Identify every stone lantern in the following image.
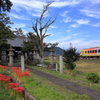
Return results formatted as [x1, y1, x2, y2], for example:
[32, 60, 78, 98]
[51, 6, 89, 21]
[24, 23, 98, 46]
[49, 43, 58, 65]
[33, 46, 38, 59]
[8, 46, 14, 67]
[33, 46, 39, 65]
[49, 48, 55, 64]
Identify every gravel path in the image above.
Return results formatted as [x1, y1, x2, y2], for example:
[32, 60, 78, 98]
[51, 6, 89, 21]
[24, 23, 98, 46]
[28, 68, 100, 100]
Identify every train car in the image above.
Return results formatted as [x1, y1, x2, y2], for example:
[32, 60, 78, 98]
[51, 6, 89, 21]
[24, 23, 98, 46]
[80, 47, 100, 58]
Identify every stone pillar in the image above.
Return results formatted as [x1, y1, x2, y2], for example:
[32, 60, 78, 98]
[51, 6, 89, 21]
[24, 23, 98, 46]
[8, 46, 14, 67]
[56, 63, 58, 71]
[21, 53, 25, 72]
[25, 52, 28, 59]
[1, 49, 6, 64]
[49, 49, 54, 65]
[59, 55, 63, 75]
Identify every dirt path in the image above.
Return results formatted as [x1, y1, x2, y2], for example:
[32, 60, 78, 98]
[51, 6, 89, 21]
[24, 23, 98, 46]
[28, 68, 100, 100]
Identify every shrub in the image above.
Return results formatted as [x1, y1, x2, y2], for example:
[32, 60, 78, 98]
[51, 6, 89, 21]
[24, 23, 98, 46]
[65, 61, 76, 70]
[71, 94, 79, 100]
[86, 72, 100, 83]
[81, 94, 89, 100]
[63, 47, 80, 70]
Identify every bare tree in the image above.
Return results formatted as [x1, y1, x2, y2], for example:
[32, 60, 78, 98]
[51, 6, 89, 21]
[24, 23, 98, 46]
[32, 1, 57, 64]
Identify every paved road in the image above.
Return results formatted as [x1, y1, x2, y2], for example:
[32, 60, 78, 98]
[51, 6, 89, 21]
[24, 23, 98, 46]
[28, 68, 100, 100]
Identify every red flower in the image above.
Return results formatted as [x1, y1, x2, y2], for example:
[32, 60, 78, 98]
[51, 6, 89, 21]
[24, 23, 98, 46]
[22, 71, 30, 76]
[0, 77, 3, 81]
[8, 82, 18, 89]
[0, 74, 11, 83]
[0, 74, 6, 78]
[13, 87, 23, 93]
[3, 76, 11, 83]
[0, 65, 8, 69]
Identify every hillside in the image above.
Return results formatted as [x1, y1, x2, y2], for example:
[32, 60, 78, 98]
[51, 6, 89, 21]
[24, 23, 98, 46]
[44, 47, 64, 56]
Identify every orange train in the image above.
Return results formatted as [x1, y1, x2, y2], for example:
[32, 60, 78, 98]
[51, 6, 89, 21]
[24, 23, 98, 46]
[80, 47, 100, 58]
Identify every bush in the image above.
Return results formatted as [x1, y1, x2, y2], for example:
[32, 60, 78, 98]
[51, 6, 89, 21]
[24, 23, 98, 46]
[63, 47, 80, 70]
[71, 94, 79, 100]
[86, 72, 100, 83]
[65, 61, 76, 70]
[81, 94, 89, 100]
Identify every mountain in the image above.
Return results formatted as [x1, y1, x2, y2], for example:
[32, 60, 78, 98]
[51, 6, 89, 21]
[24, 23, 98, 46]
[44, 47, 64, 56]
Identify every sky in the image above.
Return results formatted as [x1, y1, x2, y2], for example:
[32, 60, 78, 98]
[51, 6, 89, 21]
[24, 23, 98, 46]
[8, 0, 100, 51]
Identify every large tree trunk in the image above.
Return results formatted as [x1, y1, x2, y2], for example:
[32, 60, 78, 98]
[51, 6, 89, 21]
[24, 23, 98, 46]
[37, 38, 44, 65]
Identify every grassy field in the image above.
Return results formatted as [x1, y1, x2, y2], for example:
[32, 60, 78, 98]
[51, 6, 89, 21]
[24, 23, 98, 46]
[45, 58, 100, 75]
[75, 59, 100, 76]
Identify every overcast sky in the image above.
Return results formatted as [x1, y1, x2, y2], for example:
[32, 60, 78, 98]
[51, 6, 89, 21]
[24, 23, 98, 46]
[8, 0, 100, 51]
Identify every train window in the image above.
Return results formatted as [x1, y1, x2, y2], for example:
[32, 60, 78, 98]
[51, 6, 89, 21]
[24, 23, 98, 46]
[95, 50, 97, 53]
[90, 50, 93, 53]
[93, 50, 94, 53]
[88, 51, 89, 53]
[98, 49, 100, 53]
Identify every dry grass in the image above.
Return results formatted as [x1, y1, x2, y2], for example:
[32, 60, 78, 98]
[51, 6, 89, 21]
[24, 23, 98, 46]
[75, 59, 100, 76]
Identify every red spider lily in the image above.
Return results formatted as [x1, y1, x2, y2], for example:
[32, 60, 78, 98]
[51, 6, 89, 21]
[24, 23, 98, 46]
[15, 70, 21, 76]
[11, 67, 18, 70]
[0, 77, 3, 81]
[0, 65, 8, 69]
[13, 86, 23, 93]
[0, 74, 11, 83]
[11, 66, 30, 80]
[0, 74, 6, 78]
[20, 71, 30, 77]
[8, 82, 18, 89]
[3, 76, 11, 83]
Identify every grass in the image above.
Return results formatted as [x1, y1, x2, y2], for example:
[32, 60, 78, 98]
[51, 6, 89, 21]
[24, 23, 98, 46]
[75, 59, 100, 75]
[22, 72, 88, 100]
[0, 88, 13, 100]
[26, 59, 100, 91]
[22, 74, 68, 100]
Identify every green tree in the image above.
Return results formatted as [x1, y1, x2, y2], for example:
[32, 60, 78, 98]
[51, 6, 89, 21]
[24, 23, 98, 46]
[0, 0, 13, 45]
[22, 32, 37, 52]
[0, 0, 13, 12]
[0, 13, 14, 46]
[63, 47, 80, 70]
[0, 13, 14, 63]
[14, 28, 25, 36]
[0, 0, 13, 64]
